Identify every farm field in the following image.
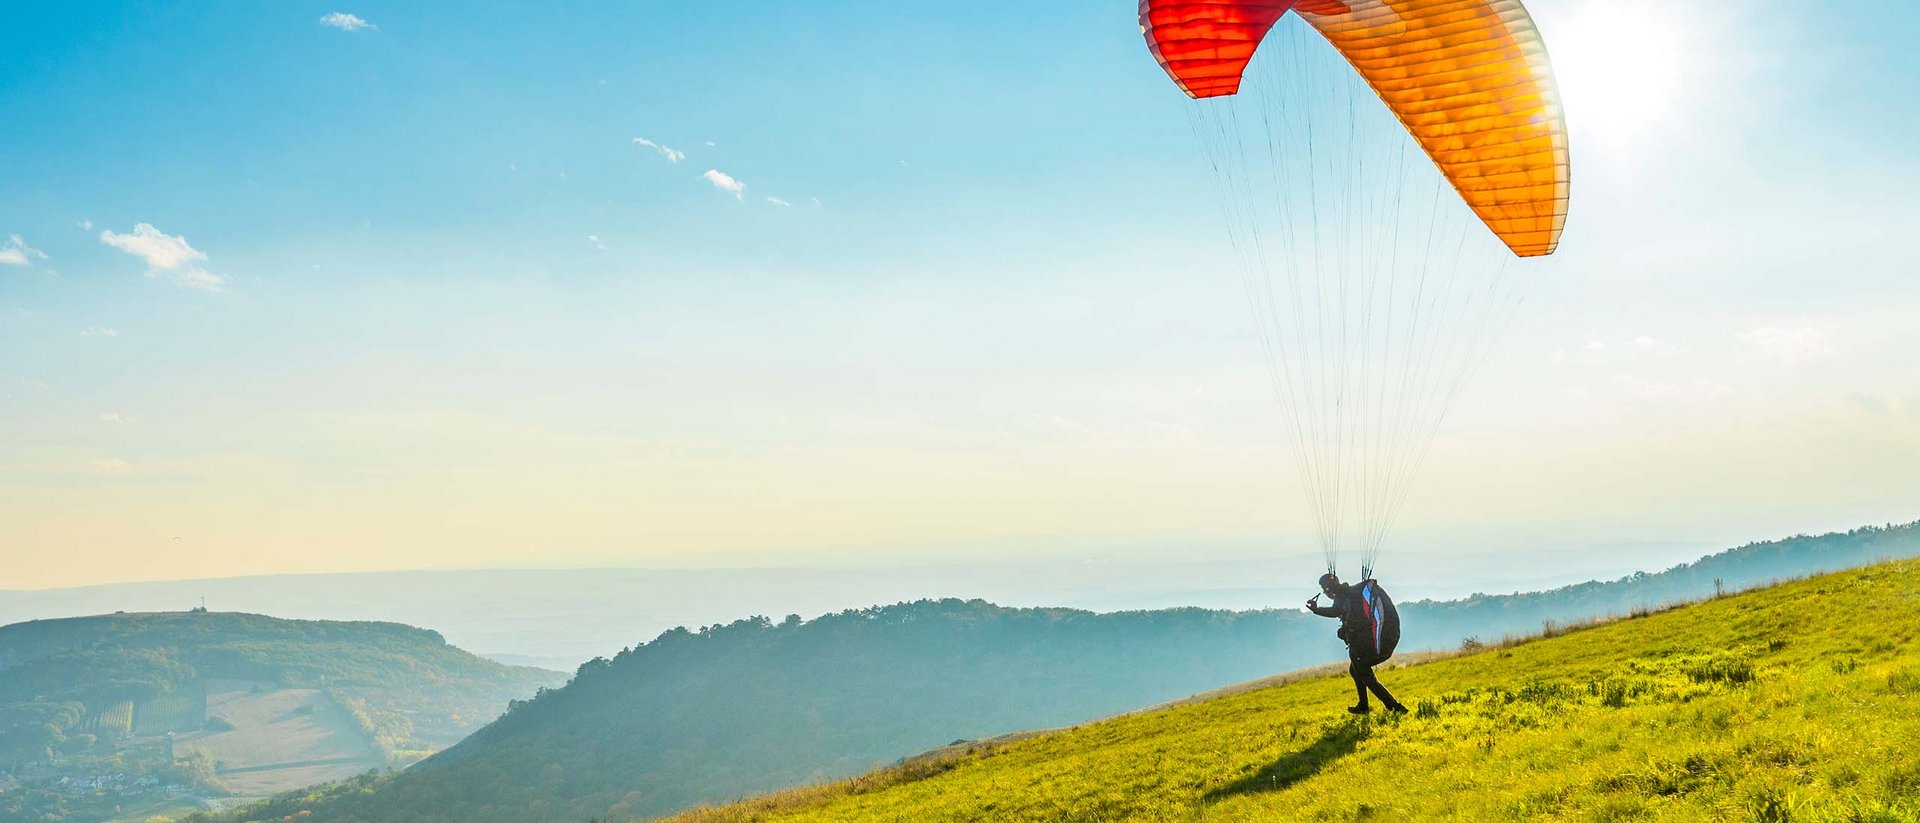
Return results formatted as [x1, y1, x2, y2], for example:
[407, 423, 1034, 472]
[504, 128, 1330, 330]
[171, 680, 383, 797]
[136, 679, 207, 737]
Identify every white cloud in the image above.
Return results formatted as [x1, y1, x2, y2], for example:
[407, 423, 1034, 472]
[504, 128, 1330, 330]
[703, 169, 745, 199]
[80, 327, 119, 338]
[1738, 324, 1836, 364]
[588, 235, 607, 251]
[1570, 334, 1681, 364]
[1626, 336, 1680, 355]
[319, 12, 375, 31]
[1610, 374, 1733, 402]
[765, 196, 791, 207]
[1847, 394, 1891, 417]
[1, 235, 47, 267]
[99, 223, 226, 292]
[705, 141, 717, 147]
[100, 224, 201, 270]
[78, 218, 93, 231]
[99, 412, 128, 424]
[1034, 414, 1101, 442]
[88, 458, 134, 476]
[1610, 374, 1683, 401]
[633, 137, 685, 163]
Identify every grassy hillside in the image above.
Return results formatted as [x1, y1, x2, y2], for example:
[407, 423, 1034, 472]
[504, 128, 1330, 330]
[197, 521, 1919, 823]
[670, 560, 1920, 823]
[0, 611, 563, 822]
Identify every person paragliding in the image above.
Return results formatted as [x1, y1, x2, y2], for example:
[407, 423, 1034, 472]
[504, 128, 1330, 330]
[1308, 572, 1405, 714]
[1139, 0, 1571, 699]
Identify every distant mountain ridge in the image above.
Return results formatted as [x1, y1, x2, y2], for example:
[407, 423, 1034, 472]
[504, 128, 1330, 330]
[201, 520, 1919, 823]
[0, 534, 1724, 672]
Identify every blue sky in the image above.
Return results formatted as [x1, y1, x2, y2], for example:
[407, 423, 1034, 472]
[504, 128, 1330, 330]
[2, 1, 1917, 589]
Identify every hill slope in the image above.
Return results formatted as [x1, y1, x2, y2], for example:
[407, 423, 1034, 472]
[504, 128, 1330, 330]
[0, 611, 563, 821]
[200, 522, 1919, 823]
[194, 602, 1303, 823]
[672, 559, 1920, 823]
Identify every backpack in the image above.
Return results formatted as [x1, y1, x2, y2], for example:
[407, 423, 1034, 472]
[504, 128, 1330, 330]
[1356, 579, 1401, 664]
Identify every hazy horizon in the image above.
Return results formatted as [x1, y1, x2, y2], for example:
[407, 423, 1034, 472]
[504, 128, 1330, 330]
[9, 519, 1900, 669]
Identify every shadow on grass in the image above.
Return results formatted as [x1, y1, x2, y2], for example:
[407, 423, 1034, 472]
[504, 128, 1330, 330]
[1205, 720, 1371, 800]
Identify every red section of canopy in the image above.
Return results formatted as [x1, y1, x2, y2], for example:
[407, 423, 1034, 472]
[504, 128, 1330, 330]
[1139, 0, 1298, 99]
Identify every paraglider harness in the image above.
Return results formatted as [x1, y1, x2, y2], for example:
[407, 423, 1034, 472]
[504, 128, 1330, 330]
[1319, 572, 1401, 665]
[1350, 577, 1401, 665]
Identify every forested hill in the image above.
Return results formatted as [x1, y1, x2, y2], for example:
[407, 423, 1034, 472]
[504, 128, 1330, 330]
[203, 521, 1919, 823]
[203, 601, 1299, 823]
[0, 611, 564, 768]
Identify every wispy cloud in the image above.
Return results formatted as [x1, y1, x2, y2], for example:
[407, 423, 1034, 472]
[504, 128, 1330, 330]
[80, 326, 119, 338]
[88, 458, 134, 476]
[1848, 393, 1920, 422]
[98, 412, 129, 424]
[99, 223, 226, 292]
[1041, 414, 1101, 440]
[587, 235, 607, 251]
[1626, 335, 1680, 355]
[765, 196, 792, 207]
[1, 235, 47, 267]
[319, 12, 376, 31]
[703, 169, 745, 199]
[1738, 324, 1835, 365]
[633, 137, 685, 163]
[1557, 333, 1685, 365]
[77, 218, 93, 231]
[1608, 374, 1735, 403]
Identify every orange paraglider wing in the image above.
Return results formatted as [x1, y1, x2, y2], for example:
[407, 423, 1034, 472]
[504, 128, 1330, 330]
[1297, 0, 1569, 257]
[1139, 0, 1569, 257]
[1139, 0, 1298, 99]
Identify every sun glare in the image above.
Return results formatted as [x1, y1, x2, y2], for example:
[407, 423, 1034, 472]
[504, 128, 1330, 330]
[1546, 0, 1697, 144]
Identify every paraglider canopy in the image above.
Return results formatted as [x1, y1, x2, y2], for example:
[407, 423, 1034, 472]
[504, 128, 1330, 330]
[1140, 0, 1570, 258]
[1139, 0, 1297, 99]
[1140, 0, 1572, 579]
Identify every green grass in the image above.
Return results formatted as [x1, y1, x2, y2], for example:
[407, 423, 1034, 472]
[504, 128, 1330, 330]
[664, 560, 1920, 823]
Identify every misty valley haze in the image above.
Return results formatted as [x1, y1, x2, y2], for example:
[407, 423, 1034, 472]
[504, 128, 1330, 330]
[0, 534, 1731, 671]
